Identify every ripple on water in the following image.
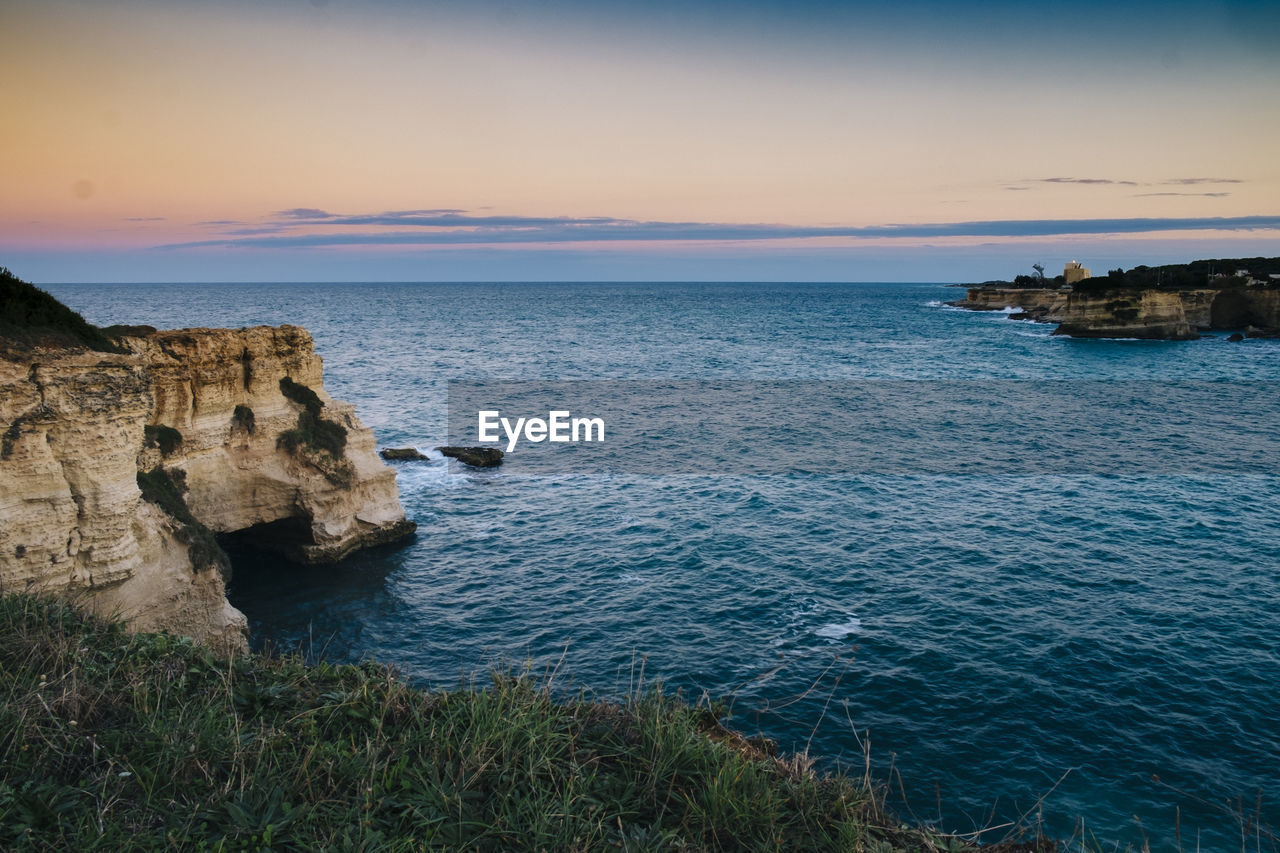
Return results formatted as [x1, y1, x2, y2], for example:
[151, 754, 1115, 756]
[44, 282, 1280, 853]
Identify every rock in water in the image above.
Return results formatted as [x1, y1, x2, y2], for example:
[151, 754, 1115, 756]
[1228, 332, 1245, 342]
[380, 447, 429, 461]
[435, 446, 505, 468]
[1245, 326, 1280, 339]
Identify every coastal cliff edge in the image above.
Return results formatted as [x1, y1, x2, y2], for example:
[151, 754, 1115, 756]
[0, 324, 415, 655]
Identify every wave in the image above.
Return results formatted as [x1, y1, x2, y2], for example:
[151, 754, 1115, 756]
[814, 616, 861, 639]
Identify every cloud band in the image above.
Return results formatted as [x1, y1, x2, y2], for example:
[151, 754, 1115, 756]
[159, 211, 1280, 251]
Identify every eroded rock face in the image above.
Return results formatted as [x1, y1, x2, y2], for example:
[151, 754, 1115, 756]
[128, 326, 415, 563]
[948, 285, 1280, 339]
[0, 325, 415, 654]
[1052, 290, 1202, 340]
[1210, 288, 1280, 332]
[945, 287, 1069, 319]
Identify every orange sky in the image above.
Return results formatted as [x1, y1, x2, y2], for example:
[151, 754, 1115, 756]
[2, 0, 1278, 280]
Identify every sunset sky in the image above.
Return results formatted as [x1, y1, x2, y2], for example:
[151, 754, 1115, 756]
[2, 0, 1278, 282]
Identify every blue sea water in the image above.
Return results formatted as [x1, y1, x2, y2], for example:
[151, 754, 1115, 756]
[49, 281, 1280, 852]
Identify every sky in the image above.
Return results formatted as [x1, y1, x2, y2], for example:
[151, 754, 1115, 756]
[1, 0, 1278, 282]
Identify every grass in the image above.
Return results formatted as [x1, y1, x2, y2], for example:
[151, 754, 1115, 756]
[0, 594, 1045, 852]
[0, 266, 127, 354]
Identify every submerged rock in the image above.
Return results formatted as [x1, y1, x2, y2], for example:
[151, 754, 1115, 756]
[1245, 325, 1280, 339]
[380, 447, 429, 461]
[1227, 332, 1245, 342]
[435, 446, 505, 468]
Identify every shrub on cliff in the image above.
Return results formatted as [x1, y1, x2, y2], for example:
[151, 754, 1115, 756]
[278, 409, 346, 457]
[277, 378, 351, 486]
[0, 594, 1044, 853]
[231, 404, 255, 435]
[143, 424, 183, 457]
[279, 377, 323, 417]
[0, 267, 127, 353]
[136, 468, 229, 577]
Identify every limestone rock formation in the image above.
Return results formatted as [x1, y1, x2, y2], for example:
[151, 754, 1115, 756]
[1050, 290, 1201, 340]
[945, 287, 1069, 320]
[946, 284, 1280, 340]
[0, 325, 415, 654]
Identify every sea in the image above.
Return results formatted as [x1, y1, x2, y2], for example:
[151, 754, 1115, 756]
[48, 281, 1280, 852]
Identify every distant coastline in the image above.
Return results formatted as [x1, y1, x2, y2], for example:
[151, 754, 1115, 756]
[946, 256, 1280, 340]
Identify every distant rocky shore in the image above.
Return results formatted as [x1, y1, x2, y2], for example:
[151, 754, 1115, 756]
[946, 256, 1280, 340]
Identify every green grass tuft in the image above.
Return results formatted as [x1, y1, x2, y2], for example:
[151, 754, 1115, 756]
[0, 594, 1043, 852]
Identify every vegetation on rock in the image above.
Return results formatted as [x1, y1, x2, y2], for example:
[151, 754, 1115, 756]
[1073, 257, 1280, 292]
[143, 424, 183, 457]
[278, 377, 324, 415]
[277, 377, 352, 486]
[136, 468, 229, 576]
[2, 415, 34, 461]
[231, 404, 255, 435]
[0, 267, 127, 353]
[970, 256, 1280, 292]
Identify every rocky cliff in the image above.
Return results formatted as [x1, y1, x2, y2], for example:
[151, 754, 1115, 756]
[946, 287, 1069, 318]
[946, 284, 1280, 340]
[1050, 289, 1206, 340]
[0, 325, 415, 654]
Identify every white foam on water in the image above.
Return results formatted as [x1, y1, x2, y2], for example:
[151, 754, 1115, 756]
[1054, 334, 1144, 342]
[815, 617, 862, 639]
[389, 461, 447, 490]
